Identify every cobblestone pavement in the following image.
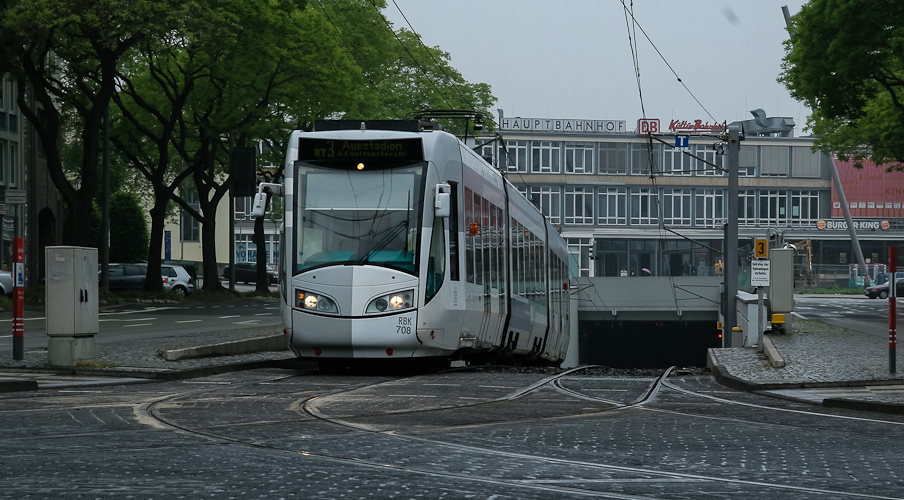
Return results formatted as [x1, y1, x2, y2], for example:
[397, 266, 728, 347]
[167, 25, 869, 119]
[710, 304, 904, 408]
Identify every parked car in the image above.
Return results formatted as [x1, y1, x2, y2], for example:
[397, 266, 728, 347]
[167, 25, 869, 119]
[865, 278, 904, 299]
[0, 270, 13, 295]
[223, 262, 278, 285]
[162, 264, 194, 296]
[105, 263, 148, 291]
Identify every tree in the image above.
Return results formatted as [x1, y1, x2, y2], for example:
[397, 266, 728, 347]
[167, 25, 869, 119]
[108, 191, 149, 263]
[0, 0, 176, 245]
[780, 0, 904, 169]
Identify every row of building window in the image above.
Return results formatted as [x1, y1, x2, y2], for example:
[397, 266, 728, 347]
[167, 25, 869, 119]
[520, 186, 824, 227]
[479, 141, 823, 178]
[0, 140, 20, 187]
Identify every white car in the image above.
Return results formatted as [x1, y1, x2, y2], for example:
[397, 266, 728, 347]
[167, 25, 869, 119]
[162, 264, 194, 296]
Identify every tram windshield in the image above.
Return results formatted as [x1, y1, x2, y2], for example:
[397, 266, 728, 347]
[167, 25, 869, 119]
[294, 162, 426, 275]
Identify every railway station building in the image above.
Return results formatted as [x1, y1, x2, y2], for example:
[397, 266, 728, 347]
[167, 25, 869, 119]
[476, 110, 904, 291]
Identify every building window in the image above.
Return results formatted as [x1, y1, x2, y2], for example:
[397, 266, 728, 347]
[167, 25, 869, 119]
[565, 142, 593, 174]
[790, 190, 819, 226]
[599, 143, 627, 175]
[696, 144, 724, 176]
[504, 140, 528, 173]
[739, 190, 756, 226]
[630, 141, 660, 175]
[564, 187, 594, 224]
[8, 142, 15, 186]
[595, 239, 627, 277]
[181, 190, 200, 242]
[597, 187, 626, 225]
[759, 190, 788, 226]
[530, 186, 561, 223]
[234, 196, 248, 220]
[567, 237, 592, 277]
[761, 146, 790, 177]
[662, 148, 692, 176]
[630, 187, 659, 225]
[0, 140, 5, 183]
[739, 145, 756, 176]
[695, 189, 724, 228]
[478, 143, 496, 168]
[531, 141, 560, 173]
[661, 188, 692, 225]
[630, 239, 657, 276]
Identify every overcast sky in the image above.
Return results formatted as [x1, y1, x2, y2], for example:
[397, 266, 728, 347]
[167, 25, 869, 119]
[382, 1, 810, 132]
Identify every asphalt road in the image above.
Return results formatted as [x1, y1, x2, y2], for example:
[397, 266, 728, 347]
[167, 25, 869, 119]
[2, 367, 903, 498]
[793, 295, 902, 336]
[0, 299, 283, 351]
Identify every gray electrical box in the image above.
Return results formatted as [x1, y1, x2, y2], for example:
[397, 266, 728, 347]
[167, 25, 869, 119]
[46, 246, 98, 365]
[768, 248, 794, 313]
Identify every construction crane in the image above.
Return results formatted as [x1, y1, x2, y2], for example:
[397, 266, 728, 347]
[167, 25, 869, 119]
[786, 239, 813, 288]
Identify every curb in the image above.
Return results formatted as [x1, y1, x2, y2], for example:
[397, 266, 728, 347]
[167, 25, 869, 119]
[823, 398, 904, 415]
[164, 334, 288, 361]
[0, 357, 316, 393]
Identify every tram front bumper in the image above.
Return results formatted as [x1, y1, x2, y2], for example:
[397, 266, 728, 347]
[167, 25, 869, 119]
[290, 309, 419, 358]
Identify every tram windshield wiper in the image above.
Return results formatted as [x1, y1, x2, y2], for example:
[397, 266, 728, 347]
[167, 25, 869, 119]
[355, 219, 409, 266]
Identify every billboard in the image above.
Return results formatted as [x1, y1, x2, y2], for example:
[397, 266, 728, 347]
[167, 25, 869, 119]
[832, 158, 904, 218]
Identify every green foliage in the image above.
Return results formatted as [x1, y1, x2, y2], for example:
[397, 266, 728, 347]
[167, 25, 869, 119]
[108, 191, 149, 262]
[780, 0, 904, 169]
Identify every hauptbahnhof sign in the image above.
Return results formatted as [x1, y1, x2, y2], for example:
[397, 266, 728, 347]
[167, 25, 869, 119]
[499, 118, 627, 133]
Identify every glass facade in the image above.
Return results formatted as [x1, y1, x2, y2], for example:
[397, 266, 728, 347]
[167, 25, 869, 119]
[484, 131, 844, 279]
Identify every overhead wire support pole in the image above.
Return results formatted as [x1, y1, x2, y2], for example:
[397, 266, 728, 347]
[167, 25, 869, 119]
[722, 123, 741, 347]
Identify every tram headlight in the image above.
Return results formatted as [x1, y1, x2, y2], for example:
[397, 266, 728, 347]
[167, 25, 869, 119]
[296, 289, 339, 314]
[366, 289, 414, 314]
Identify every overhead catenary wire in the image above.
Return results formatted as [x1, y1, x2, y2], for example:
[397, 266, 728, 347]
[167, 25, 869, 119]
[616, 0, 718, 123]
[390, 0, 478, 112]
[367, 0, 457, 111]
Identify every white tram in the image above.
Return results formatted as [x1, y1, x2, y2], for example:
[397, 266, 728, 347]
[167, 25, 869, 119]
[253, 121, 570, 367]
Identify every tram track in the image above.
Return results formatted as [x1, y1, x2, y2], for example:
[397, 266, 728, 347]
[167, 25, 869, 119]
[135, 366, 904, 499]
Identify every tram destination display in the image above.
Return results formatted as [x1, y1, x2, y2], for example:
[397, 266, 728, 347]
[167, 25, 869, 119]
[299, 138, 423, 164]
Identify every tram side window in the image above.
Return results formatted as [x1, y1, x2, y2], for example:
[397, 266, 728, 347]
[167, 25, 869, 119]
[465, 187, 474, 284]
[449, 182, 460, 281]
[474, 192, 483, 286]
[425, 217, 445, 303]
[494, 205, 505, 294]
[482, 197, 491, 287]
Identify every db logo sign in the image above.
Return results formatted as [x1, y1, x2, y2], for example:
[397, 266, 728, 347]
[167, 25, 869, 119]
[638, 119, 660, 136]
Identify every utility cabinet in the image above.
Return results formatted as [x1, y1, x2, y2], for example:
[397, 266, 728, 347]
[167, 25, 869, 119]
[46, 246, 98, 366]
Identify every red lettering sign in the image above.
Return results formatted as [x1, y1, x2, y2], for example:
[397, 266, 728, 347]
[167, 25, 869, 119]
[668, 119, 727, 133]
[638, 119, 660, 136]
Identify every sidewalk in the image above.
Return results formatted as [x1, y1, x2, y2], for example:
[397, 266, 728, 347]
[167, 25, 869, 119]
[708, 312, 904, 415]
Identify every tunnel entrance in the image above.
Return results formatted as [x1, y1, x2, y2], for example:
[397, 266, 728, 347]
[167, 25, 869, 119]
[578, 320, 720, 368]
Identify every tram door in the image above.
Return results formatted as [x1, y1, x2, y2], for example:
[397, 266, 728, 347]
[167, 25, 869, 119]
[472, 197, 503, 345]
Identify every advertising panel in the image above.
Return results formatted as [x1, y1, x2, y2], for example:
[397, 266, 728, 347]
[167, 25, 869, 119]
[832, 158, 904, 218]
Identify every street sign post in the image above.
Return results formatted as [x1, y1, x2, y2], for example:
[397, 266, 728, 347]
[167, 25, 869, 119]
[751, 259, 771, 353]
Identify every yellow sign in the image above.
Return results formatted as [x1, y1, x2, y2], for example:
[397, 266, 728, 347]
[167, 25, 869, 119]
[754, 238, 768, 258]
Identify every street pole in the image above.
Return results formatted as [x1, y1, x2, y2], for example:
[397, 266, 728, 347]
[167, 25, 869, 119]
[723, 123, 740, 347]
[101, 106, 110, 290]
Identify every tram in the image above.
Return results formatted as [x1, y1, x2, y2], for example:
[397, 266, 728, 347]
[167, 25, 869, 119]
[252, 120, 570, 367]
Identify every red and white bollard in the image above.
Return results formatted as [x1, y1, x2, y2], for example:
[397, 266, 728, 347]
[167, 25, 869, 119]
[12, 237, 24, 361]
